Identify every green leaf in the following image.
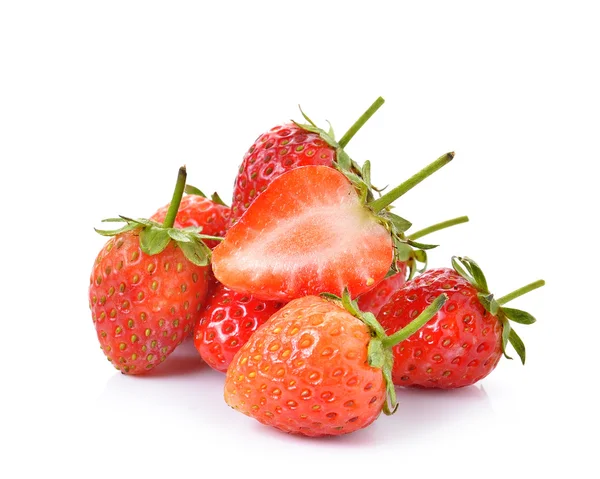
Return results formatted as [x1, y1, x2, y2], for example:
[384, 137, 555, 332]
[381, 354, 398, 415]
[326, 120, 335, 139]
[184, 184, 206, 197]
[508, 328, 526, 365]
[178, 239, 210, 266]
[362, 160, 372, 189]
[462, 257, 489, 292]
[210, 192, 228, 207]
[336, 148, 352, 171]
[101, 217, 127, 223]
[406, 259, 417, 280]
[413, 249, 427, 264]
[182, 225, 204, 235]
[503, 307, 537, 325]
[196, 234, 224, 242]
[341, 288, 358, 316]
[120, 216, 154, 227]
[297, 105, 317, 127]
[139, 226, 171, 256]
[167, 228, 192, 243]
[478, 293, 500, 315]
[344, 170, 369, 202]
[94, 222, 139, 236]
[294, 120, 320, 137]
[500, 315, 513, 360]
[386, 212, 412, 233]
[385, 267, 398, 278]
[320, 292, 341, 302]
[407, 238, 438, 250]
[361, 312, 387, 338]
[451, 256, 477, 288]
[367, 338, 385, 369]
[395, 241, 413, 262]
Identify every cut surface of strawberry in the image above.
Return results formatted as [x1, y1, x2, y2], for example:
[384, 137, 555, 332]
[212, 165, 393, 301]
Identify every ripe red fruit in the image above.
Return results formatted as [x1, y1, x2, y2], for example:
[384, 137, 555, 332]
[356, 263, 408, 316]
[224, 292, 447, 437]
[230, 98, 385, 223]
[194, 283, 285, 372]
[151, 189, 230, 249]
[89, 167, 215, 375]
[377, 256, 544, 389]
[231, 123, 336, 222]
[213, 153, 454, 302]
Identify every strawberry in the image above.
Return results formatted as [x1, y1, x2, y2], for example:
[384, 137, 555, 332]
[377, 256, 544, 389]
[213, 152, 454, 302]
[151, 187, 230, 249]
[230, 97, 385, 223]
[224, 291, 447, 437]
[356, 215, 469, 316]
[194, 283, 286, 372]
[89, 167, 218, 374]
[356, 263, 409, 317]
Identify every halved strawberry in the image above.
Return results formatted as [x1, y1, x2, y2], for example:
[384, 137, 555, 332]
[212, 152, 454, 302]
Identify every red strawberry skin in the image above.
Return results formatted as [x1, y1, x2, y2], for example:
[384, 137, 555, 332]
[213, 165, 394, 302]
[356, 263, 408, 316]
[377, 268, 503, 389]
[224, 296, 386, 437]
[194, 284, 285, 372]
[151, 194, 230, 249]
[231, 123, 336, 223]
[89, 230, 211, 374]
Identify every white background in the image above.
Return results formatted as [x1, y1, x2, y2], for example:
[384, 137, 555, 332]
[1, 1, 597, 477]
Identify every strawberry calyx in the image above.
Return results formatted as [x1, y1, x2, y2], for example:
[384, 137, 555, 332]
[293, 97, 385, 187]
[396, 215, 470, 280]
[297, 99, 456, 275]
[451, 256, 545, 364]
[95, 166, 222, 266]
[367, 152, 455, 274]
[184, 184, 229, 207]
[322, 289, 448, 415]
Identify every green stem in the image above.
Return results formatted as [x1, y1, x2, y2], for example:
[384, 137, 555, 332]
[382, 294, 448, 348]
[338, 97, 385, 148]
[368, 152, 455, 213]
[408, 215, 469, 240]
[163, 166, 187, 228]
[497, 280, 545, 306]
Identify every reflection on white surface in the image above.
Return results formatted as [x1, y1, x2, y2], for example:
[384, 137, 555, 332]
[388, 385, 493, 437]
[96, 339, 494, 448]
[97, 338, 226, 419]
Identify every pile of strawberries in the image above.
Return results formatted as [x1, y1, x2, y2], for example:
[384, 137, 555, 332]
[88, 97, 544, 437]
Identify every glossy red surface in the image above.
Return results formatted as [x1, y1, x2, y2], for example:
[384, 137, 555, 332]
[225, 296, 386, 437]
[378, 268, 503, 389]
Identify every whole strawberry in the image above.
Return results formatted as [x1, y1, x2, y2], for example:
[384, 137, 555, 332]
[356, 215, 469, 316]
[231, 97, 384, 223]
[224, 292, 447, 437]
[377, 256, 544, 389]
[88, 167, 217, 374]
[194, 284, 286, 372]
[151, 187, 230, 249]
